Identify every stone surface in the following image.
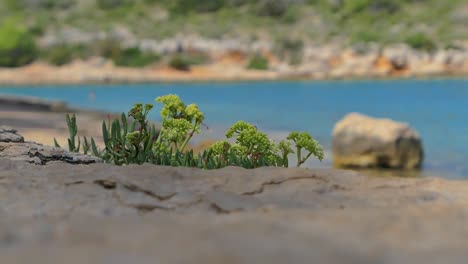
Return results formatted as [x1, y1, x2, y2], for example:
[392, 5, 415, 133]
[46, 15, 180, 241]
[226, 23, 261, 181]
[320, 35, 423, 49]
[332, 113, 423, 169]
[1, 156, 468, 263]
[0, 126, 24, 143]
[2, 132, 468, 263]
[0, 141, 102, 165]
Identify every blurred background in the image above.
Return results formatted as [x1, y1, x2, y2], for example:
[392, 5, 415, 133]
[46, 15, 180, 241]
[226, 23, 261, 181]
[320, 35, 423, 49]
[0, 0, 466, 73]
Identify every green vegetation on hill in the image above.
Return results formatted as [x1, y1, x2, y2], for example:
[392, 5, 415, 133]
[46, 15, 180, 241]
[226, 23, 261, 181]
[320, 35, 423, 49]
[0, 0, 466, 67]
[0, 18, 37, 67]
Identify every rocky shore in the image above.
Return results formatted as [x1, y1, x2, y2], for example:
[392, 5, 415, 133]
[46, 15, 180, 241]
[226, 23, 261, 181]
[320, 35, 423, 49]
[1, 38, 467, 85]
[2, 127, 468, 263]
[0, 95, 108, 146]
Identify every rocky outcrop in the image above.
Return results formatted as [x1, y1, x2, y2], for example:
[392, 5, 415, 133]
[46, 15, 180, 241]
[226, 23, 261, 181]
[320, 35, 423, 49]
[332, 113, 423, 169]
[0, 129, 101, 165]
[0, 126, 24, 143]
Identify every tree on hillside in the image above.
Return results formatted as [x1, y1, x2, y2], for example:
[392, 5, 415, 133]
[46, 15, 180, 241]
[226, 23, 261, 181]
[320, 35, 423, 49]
[0, 19, 38, 67]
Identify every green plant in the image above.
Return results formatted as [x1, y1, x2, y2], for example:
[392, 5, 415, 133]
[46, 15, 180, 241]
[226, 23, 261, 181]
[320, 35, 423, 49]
[276, 38, 304, 65]
[0, 19, 37, 67]
[247, 54, 269, 70]
[255, 0, 290, 17]
[40, 44, 92, 66]
[114, 48, 161, 67]
[170, 0, 225, 14]
[405, 33, 437, 52]
[54, 114, 100, 156]
[41, 45, 71, 66]
[97, 0, 132, 9]
[169, 55, 191, 71]
[153, 94, 205, 154]
[56, 94, 324, 169]
[168, 53, 209, 71]
[287, 131, 324, 167]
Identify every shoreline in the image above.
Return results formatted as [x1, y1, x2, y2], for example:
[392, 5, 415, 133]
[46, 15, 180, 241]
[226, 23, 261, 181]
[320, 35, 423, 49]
[0, 56, 466, 86]
[0, 73, 466, 87]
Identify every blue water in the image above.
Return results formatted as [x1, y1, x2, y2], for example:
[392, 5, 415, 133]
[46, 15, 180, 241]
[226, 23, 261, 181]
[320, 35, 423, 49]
[1, 79, 467, 178]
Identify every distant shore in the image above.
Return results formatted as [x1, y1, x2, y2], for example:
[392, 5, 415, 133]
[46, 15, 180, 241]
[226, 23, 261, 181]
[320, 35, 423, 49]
[0, 46, 467, 86]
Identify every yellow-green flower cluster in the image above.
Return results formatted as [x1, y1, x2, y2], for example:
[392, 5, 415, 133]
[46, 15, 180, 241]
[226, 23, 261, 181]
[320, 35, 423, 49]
[125, 131, 141, 145]
[207, 140, 231, 156]
[155, 94, 205, 152]
[185, 103, 205, 124]
[278, 140, 294, 156]
[287, 131, 324, 161]
[156, 94, 187, 120]
[162, 118, 192, 143]
[226, 121, 275, 154]
[128, 103, 144, 121]
[128, 103, 154, 123]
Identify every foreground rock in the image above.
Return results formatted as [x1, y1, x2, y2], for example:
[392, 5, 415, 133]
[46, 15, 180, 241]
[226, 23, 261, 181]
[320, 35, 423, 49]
[0, 129, 101, 165]
[332, 113, 423, 169]
[2, 134, 468, 263]
[0, 126, 24, 143]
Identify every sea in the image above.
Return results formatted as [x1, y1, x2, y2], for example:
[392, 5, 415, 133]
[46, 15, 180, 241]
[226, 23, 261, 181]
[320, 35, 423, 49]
[1, 79, 467, 178]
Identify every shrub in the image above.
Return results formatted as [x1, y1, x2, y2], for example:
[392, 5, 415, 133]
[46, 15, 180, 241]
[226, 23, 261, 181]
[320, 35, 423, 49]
[276, 38, 304, 65]
[55, 94, 324, 169]
[94, 39, 122, 59]
[169, 55, 191, 71]
[114, 48, 161, 68]
[405, 33, 437, 52]
[20, 0, 75, 9]
[256, 0, 291, 17]
[352, 31, 380, 43]
[281, 5, 301, 24]
[247, 54, 269, 70]
[169, 53, 209, 71]
[40, 45, 89, 66]
[97, 0, 132, 9]
[0, 20, 38, 67]
[170, 0, 225, 14]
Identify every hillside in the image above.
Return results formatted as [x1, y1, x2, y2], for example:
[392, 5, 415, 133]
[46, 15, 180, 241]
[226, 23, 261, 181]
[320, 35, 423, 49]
[0, 0, 467, 80]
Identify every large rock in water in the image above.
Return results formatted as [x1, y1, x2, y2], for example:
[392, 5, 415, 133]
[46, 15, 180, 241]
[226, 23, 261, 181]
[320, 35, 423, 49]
[332, 113, 423, 169]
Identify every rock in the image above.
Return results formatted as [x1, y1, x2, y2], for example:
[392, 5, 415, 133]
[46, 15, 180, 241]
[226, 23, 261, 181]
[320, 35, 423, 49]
[0, 126, 24, 143]
[0, 131, 101, 165]
[0, 141, 102, 165]
[2, 133, 468, 263]
[2, 153, 468, 263]
[332, 113, 423, 169]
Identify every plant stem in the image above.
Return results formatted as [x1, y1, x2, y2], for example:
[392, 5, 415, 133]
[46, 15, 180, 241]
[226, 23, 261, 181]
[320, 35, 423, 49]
[297, 152, 313, 167]
[180, 122, 199, 153]
[296, 147, 301, 167]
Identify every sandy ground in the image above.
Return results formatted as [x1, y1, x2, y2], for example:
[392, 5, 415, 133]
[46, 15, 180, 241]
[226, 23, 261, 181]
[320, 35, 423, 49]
[0, 109, 107, 147]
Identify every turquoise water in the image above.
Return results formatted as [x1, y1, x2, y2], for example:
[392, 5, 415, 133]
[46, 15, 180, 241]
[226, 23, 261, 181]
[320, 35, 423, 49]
[1, 79, 467, 178]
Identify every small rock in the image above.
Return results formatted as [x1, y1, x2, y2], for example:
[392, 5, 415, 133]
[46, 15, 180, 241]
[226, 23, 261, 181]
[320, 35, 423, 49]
[0, 126, 24, 143]
[332, 113, 423, 169]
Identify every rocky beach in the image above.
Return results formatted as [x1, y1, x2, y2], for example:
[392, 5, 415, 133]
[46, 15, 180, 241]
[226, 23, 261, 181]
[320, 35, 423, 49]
[0, 95, 107, 146]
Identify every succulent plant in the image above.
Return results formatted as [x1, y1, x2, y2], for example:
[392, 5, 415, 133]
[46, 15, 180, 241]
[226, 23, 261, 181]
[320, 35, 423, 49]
[56, 94, 323, 170]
